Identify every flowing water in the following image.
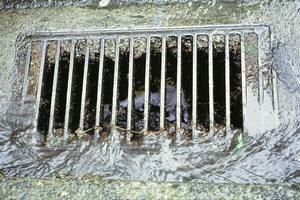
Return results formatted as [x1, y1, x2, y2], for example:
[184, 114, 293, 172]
[0, 84, 300, 184]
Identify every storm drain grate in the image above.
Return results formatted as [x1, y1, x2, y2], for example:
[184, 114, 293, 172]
[16, 25, 278, 142]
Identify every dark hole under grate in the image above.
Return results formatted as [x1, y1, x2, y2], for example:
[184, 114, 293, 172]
[18, 25, 277, 144]
[36, 35, 242, 140]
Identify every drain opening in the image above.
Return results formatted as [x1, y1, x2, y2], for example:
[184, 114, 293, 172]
[37, 36, 242, 137]
[18, 25, 277, 143]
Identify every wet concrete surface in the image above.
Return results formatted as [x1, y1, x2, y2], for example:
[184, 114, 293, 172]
[1, 175, 300, 199]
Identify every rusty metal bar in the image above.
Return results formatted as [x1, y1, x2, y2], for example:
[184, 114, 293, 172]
[192, 34, 198, 139]
[63, 40, 75, 141]
[111, 37, 120, 126]
[22, 42, 32, 99]
[257, 33, 264, 133]
[35, 40, 47, 129]
[257, 34, 264, 106]
[225, 34, 231, 133]
[240, 33, 247, 131]
[176, 35, 182, 141]
[144, 36, 151, 131]
[28, 25, 269, 41]
[160, 36, 166, 130]
[208, 34, 214, 131]
[127, 37, 134, 131]
[79, 42, 90, 130]
[95, 38, 105, 139]
[48, 40, 61, 137]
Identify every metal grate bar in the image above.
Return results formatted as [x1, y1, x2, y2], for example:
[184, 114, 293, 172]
[111, 37, 120, 126]
[240, 33, 247, 132]
[22, 42, 32, 99]
[160, 36, 166, 130]
[192, 34, 197, 139]
[24, 25, 276, 141]
[225, 34, 231, 133]
[257, 34, 264, 106]
[257, 34, 264, 133]
[176, 35, 182, 141]
[208, 35, 214, 131]
[95, 38, 105, 138]
[48, 40, 61, 137]
[79, 43, 90, 130]
[27, 25, 269, 41]
[63, 40, 75, 141]
[144, 36, 151, 131]
[127, 37, 134, 131]
[35, 40, 47, 128]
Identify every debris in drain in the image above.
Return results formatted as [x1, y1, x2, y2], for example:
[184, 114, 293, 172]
[16, 25, 277, 145]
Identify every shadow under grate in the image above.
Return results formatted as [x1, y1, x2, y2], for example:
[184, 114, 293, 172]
[16, 25, 278, 144]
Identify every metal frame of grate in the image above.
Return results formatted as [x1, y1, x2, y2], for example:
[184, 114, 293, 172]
[19, 24, 278, 142]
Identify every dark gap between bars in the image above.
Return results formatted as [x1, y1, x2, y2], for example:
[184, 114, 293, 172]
[116, 39, 130, 129]
[213, 35, 226, 126]
[53, 41, 70, 135]
[132, 37, 146, 137]
[84, 40, 100, 133]
[36, 34, 243, 139]
[101, 40, 115, 128]
[149, 37, 162, 132]
[230, 34, 243, 130]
